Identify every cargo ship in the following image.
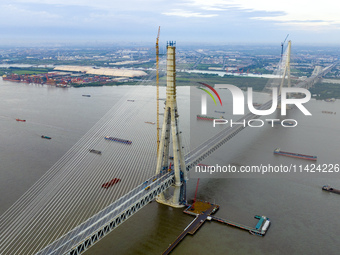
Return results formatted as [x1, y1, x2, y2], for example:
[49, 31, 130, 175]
[104, 136, 132, 144]
[322, 111, 336, 114]
[41, 135, 51, 139]
[274, 148, 317, 161]
[197, 114, 223, 121]
[16, 118, 26, 122]
[102, 178, 121, 188]
[322, 185, 340, 194]
[3, 75, 20, 82]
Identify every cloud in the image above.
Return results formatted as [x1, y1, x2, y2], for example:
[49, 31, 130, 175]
[0, 0, 340, 44]
[163, 9, 218, 18]
[0, 3, 62, 27]
[8, 0, 166, 12]
[185, 0, 340, 28]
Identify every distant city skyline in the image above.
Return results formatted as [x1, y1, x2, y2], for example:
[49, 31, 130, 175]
[0, 0, 339, 46]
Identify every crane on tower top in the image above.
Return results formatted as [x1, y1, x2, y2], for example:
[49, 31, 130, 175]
[281, 34, 289, 57]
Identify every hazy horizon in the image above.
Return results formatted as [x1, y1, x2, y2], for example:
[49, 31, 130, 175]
[1, 1, 340, 47]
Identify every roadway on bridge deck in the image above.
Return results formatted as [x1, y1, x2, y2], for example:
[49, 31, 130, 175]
[35, 171, 175, 255]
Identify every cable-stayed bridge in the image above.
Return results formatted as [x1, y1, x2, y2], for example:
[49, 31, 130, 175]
[296, 63, 336, 89]
[0, 45, 337, 255]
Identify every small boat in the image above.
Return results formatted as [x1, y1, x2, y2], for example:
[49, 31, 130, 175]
[322, 111, 335, 114]
[214, 110, 225, 114]
[197, 114, 222, 121]
[322, 185, 340, 194]
[41, 135, 51, 139]
[274, 148, 317, 161]
[105, 136, 132, 144]
[16, 118, 26, 122]
[102, 178, 121, 188]
[145, 121, 155, 125]
[82, 95, 91, 97]
[89, 149, 102, 155]
[127, 100, 135, 102]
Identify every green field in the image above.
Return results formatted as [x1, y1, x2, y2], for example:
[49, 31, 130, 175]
[0, 67, 53, 76]
[310, 81, 340, 99]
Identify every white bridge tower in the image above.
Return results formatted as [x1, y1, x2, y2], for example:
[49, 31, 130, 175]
[155, 41, 188, 208]
[279, 40, 291, 96]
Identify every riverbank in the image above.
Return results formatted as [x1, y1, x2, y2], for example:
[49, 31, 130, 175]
[2, 66, 340, 99]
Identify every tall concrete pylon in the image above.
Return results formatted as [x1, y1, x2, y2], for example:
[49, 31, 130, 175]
[155, 41, 188, 208]
[279, 40, 291, 96]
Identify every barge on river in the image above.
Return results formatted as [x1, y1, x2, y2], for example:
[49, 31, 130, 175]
[322, 185, 340, 194]
[104, 136, 132, 144]
[274, 148, 317, 161]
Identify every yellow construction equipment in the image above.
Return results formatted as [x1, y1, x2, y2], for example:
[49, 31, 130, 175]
[156, 26, 160, 154]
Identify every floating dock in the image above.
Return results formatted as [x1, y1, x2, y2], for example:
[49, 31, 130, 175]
[163, 202, 218, 255]
[211, 215, 270, 236]
[162, 201, 271, 254]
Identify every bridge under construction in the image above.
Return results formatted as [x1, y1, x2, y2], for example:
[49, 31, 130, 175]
[0, 40, 337, 255]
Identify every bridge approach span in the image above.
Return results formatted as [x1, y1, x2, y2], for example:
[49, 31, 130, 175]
[36, 172, 174, 255]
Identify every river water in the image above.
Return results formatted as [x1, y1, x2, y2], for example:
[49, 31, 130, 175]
[1, 78, 340, 255]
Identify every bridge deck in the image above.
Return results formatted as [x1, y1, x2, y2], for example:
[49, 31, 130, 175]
[36, 171, 175, 255]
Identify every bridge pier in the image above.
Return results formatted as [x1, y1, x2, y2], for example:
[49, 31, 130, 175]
[155, 41, 188, 208]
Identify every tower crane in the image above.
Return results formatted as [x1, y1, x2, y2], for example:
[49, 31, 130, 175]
[156, 26, 160, 155]
[281, 34, 289, 57]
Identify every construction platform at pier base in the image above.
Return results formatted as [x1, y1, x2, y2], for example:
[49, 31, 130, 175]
[162, 200, 271, 255]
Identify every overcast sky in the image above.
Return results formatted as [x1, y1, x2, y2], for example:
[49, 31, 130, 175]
[1, 0, 339, 46]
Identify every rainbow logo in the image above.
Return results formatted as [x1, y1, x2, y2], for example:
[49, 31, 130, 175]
[197, 82, 223, 115]
[197, 82, 222, 106]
